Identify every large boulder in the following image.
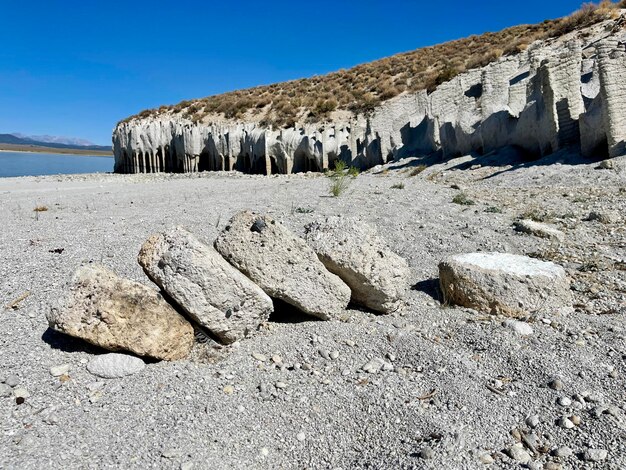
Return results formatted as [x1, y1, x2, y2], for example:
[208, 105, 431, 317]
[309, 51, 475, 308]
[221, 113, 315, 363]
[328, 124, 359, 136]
[138, 226, 273, 343]
[304, 217, 410, 313]
[214, 210, 351, 320]
[47, 265, 194, 360]
[439, 253, 571, 316]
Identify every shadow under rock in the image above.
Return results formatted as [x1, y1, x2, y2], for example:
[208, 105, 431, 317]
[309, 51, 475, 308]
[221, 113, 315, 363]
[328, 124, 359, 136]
[41, 327, 107, 355]
[411, 278, 442, 302]
[268, 298, 323, 324]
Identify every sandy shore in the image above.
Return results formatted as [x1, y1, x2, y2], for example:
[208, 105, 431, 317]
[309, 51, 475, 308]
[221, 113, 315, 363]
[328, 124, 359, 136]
[1, 154, 625, 469]
[0, 144, 112, 156]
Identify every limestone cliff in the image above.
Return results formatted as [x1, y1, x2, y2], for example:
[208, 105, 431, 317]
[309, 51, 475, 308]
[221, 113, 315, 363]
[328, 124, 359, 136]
[113, 17, 626, 174]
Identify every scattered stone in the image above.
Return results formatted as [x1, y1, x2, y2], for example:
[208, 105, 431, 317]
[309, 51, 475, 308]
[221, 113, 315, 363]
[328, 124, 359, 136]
[505, 320, 534, 336]
[252, 353, 267, 362]
[526, 415, 540, 428]
[296, 432, 306, 442]
[586, 210, 619, 224]
[138, 227, 274, 343]
[552, 446, 573, 458]
[438, 253, 571, 316]
[47, 264, 194, 360]
[479, 453, 495, 464]
[557, 416, 574, 429]
[87, 353, 145, 379]
[557, 397, 572, 407]
[223, 385, 235, 395]
[545, 463, 562, 470]
[0, 384, 12, 397]
[419, 447, 435, 459]
[570, 415, 581, 426]
[13, 388, 30, 400]
[271, 355, 282, 364]
[329, 351, 340, 360]
[596, 159, 614, 169]
[549, 379, 564, 391]
[318, 349, 330, 360]
[181, 462, 194, 470]
[514, 219, 565, 242]
[361, 358, 387, 374]
[507, 443, 532, 463]
[49, 364, 71, 377]
[275, 382, 287, 389]
[214, 211, 351, 319]
[6, 375, 19, 388]
[582, 448, 608, 462]
[304, 216, 411, 313]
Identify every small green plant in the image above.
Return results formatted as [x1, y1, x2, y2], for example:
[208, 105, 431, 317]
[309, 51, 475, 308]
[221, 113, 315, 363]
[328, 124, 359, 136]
[409, 165, 427, 177]
[33, 206, 48, 212]
[391, 182, 405, 190]
[295, 207, 314, 214]
[484, 206, 502, 213]
[327, 160, 354, 197]
[520, 208, 553, 223]
[348, 166, 360, 177]
[452, 193, 475, 206]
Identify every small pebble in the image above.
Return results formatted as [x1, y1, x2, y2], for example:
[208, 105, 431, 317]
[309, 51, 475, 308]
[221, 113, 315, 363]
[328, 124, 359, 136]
[582, 448, 608, 462]
[5, 375, 19, 388]
[552, 446, 573, 458]
[275, 382, 287, 389]
[329, 351, 339, 360]
[181, 462, 194, 470]
[549, 379, 563, 391]
[570, 415, 581, 426]
[252, 352, 267, 362]
[557, 416, 574, 429]
[296, 432, 305, 442]
[420, 446, 434, 460]
[50, 364, 71, 377]
[260, 448, 269, 457]
[0, 384, 12, 398]
[479, 453, 494, 464]
[545, 463, 562, 470]
[223, 385, 234, 395]
[318, 349, 330, 360]
[525, 415, 540, 428]
[271, 355, 282, 364]
[507, 443, 531, 464]
[504, 320, 533, 336]
[557, 397, 572, 407]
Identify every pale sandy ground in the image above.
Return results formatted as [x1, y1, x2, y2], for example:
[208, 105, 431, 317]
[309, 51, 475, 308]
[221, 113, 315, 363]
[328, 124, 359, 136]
[0, 153, 625, 469]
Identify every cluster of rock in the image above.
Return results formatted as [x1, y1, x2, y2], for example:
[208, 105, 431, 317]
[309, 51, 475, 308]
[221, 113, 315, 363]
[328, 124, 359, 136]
[47, 212, 412, 360]
[112, 22, 626, 174]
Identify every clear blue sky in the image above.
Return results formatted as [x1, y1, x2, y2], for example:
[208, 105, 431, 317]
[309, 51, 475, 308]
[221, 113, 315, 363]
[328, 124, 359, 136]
[0, 0, 587, 145]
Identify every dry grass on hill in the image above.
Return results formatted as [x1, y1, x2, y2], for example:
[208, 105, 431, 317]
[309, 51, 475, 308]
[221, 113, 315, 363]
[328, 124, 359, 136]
[124, 1, 626, 128]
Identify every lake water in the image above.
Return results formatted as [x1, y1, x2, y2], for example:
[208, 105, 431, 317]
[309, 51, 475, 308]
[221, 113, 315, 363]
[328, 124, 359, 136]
[0, 151, 113, 178]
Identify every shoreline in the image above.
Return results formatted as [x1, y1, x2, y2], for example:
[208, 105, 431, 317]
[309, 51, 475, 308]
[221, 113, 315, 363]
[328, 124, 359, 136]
[0, 144, 113, 157]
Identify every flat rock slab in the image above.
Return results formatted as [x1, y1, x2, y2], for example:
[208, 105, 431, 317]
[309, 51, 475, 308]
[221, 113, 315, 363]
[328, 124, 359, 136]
[87, 353, 145, 378]
[439, 252, 571, 316]
[214, 210, 351, 320]
[47, 264, 194, 360]
[138, 226, 273, 343]
[304, 217, 411, 313]
[513, 220, 565, 242]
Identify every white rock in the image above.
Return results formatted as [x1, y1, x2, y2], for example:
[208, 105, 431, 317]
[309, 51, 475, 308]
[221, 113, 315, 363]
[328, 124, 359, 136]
[49, 364, 71, 377]
[514, 220, 565, 242]
[439, 252, 571, 316]
[304, 217, 411, 313]
[0, 384, 12, 397]
[507, 443, 532, 464]
[215, 211, 351, 320]
[139, 226, 274, 343]
[505, 320, 534, 336]
[87, 353, 145, 379]
[362, 358, 387, 374]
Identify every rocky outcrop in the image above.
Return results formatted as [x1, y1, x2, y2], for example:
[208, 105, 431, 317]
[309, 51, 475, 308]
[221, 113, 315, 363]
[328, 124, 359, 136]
[138, 227, 274, 343]
[47, 265, 194, 360]
[439, 253, 572, 317]
[113, 25, 626, 174]
[304, 217, 411, 313]
[214, 211, 351, 319]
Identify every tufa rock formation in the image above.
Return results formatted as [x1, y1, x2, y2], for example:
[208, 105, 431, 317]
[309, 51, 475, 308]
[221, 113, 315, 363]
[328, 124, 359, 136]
[214, 210, 352, 319]
[438, 252, 572, 316]
[138, 226, 274, 343]
[112, 19, 626, 175]
[47, 264, 194, 360]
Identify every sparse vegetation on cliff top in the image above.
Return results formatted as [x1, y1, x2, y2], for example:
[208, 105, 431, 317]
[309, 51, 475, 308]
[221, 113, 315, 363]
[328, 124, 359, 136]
[122, 1, 625, 128]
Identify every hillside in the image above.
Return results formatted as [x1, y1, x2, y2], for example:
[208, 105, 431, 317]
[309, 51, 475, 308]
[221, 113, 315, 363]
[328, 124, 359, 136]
[0, 133, 111, 155]
[124, 1, 626, 128]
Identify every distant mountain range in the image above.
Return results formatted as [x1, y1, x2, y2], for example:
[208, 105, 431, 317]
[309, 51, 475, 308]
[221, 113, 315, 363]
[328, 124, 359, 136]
[0, 133, 110, 152]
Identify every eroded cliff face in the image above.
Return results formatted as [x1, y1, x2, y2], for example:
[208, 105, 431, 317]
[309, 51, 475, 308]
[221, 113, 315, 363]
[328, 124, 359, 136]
[112, 23, 626, 175]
